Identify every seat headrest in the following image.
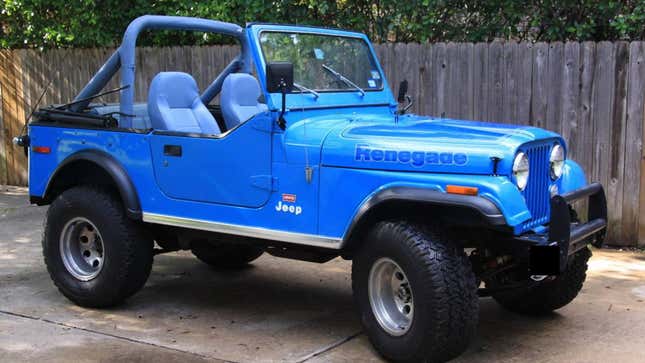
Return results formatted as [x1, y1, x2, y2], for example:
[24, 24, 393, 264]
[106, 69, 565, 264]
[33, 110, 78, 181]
[222, 74, 262, 106]
[149, 72, 201, 107]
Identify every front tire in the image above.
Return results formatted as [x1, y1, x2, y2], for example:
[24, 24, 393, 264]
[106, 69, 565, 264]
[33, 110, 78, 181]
[352, 221, 479, 363]
[491, 247, 592, 315]
[43, 186, 153, 308]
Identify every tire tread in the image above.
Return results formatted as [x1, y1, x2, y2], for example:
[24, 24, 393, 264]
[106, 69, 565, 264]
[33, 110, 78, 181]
[352, 221, 478, 363]
[42, 185, 152, 308]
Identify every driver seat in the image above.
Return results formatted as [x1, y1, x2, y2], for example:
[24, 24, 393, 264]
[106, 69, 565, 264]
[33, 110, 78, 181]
[220, 73, 268, 130]
[148, 72, 220, 134]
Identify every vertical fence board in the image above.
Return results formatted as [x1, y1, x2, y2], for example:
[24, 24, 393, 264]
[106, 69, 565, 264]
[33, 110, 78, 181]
[561, 42, 580, 153]
[487, 42, 504, 122]
[592, 42, 617, 241]
[432, 43, 447, 117]
[627, 42, 645, 246]
[461, 43, 474, 120]
[409, 43, 422, 115]
[446, 43, 460, 118]
[608, 42, 629, 243]
[530, 43, 548, 128]
[395, 43, 408, 109]
[2, 50, 16, 186]
[0, 51, 22, 185]
[51, 50, 62, 104]
[0, 51, 9, 185]
[21, 50, 32, 118]
[503, 42, 517, 123]
[516, 43, 533, 123]
[418, 43, 433, 116]
[546, 42, 564, 133]
[577, 43, 596, 184]
[473, 43, 489, 121]
[12, 51, 27, 185]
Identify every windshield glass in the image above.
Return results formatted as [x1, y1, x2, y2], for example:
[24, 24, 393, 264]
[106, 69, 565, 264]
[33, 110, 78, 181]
[259, 31, 383, 92]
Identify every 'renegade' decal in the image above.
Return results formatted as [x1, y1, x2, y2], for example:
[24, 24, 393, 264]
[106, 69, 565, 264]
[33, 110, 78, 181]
[355, 145, 468, 167]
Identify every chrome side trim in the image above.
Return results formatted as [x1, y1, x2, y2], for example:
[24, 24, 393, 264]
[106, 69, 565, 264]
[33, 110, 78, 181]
[142, 212, 342, 249]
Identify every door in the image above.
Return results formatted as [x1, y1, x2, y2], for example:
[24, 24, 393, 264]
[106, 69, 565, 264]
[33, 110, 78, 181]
[149, 115, 273, 208]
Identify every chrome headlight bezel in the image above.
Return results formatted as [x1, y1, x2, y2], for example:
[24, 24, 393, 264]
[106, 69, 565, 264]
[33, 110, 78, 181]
[549, 144, 565, 180]
[512, 152, 530, 191]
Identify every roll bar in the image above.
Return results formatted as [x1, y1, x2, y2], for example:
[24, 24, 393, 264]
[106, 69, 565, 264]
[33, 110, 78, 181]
[70, 15, 251, 126]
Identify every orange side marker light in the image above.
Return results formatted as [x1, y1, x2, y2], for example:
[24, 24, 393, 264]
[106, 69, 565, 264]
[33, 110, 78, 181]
[32, 146, 51, 154]
[446, 185, 478, 196]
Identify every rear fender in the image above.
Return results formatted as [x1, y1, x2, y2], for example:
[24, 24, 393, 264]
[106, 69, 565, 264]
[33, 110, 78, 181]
[35, 149, 141, 219]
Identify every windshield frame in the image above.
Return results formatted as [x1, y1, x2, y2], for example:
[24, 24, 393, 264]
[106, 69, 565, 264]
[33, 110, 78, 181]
[247, 24, 395, 111]
[257, 29, 385, 94]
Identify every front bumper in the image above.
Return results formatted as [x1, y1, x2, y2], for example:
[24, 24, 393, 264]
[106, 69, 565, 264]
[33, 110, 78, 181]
[516, 182, 607, 275]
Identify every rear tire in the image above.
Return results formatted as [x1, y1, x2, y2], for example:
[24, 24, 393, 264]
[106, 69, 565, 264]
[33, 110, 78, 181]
[191, 243, 264, 268]
[492, 247, 592, 315]
[352, 221, 479, 363]
[43, 186, 153, 308]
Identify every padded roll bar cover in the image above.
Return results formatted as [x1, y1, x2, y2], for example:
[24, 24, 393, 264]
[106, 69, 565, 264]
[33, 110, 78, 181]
[72, 16, 250, 122]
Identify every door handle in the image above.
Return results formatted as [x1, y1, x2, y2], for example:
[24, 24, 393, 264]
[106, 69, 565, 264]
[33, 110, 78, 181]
[163, 145, 182, 157]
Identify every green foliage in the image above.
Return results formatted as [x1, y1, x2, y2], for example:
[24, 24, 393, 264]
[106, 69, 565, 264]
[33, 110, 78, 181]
[1, 0, 644, 49]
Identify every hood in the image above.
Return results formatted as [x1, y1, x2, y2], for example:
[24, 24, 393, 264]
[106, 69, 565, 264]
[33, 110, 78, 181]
[321, 113, 563, 175]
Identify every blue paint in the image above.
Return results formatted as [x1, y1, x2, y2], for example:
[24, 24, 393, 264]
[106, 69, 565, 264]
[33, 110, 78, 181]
[30, 16, 601, 244]
[559, 160, 587, 193]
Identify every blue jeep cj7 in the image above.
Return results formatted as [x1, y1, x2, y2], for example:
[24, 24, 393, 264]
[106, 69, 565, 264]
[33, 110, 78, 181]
[14, 16, 607, 363]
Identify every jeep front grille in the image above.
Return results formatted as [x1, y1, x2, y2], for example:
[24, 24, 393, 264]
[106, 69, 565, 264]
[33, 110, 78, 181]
[519, 142, 552, 233]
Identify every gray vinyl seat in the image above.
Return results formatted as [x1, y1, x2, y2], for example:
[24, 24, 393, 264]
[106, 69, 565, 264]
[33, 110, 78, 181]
[147, 72, 220, 134]
[220, 73, 268, 130]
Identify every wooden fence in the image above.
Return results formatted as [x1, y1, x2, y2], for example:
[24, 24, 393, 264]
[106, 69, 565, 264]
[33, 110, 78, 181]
[1, 42, 644, 246]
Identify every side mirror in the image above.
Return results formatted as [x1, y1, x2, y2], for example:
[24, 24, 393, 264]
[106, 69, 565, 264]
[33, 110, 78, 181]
[266, 62, 294, 130]
[266, 62, 294, 93]
[397, 80, 408, 103]
[397, 79, 414, 115]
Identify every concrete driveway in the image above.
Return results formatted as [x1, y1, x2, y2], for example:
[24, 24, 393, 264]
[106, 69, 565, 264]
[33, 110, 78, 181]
[1, 186, 644, 362]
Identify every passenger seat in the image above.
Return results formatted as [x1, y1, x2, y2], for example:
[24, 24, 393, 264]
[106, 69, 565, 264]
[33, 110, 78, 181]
[148, 72, 221, 134]
[220, 73, 268, 130]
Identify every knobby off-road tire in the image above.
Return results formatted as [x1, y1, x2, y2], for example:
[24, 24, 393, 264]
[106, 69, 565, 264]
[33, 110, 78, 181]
[492, 247, 592, 315]
[191, 243, 264, 268]
[42, 186, 153, 308]
[352, 221, 479, 363]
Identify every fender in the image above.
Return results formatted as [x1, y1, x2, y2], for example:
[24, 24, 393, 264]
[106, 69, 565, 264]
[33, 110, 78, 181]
[38, 149, 141, 219]
[341, 186, 507, 247]
[559, 159, 587, 194]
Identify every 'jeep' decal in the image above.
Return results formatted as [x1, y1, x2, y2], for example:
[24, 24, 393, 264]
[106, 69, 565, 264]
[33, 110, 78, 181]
[355, 145, 468, 167]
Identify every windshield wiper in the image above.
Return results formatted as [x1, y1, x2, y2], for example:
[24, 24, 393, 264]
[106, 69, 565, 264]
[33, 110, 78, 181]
[293, 82, 320, 99]
[322, 64, 365, 97]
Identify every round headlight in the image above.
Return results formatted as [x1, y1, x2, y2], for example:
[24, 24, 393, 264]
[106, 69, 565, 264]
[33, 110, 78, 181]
[550, 144, 565, 180]
[513, 152, 530, 191]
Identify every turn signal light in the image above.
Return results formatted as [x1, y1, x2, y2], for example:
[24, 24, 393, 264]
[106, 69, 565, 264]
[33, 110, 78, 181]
[32, 146, 51, 154]
[446, 185, 478, 196]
